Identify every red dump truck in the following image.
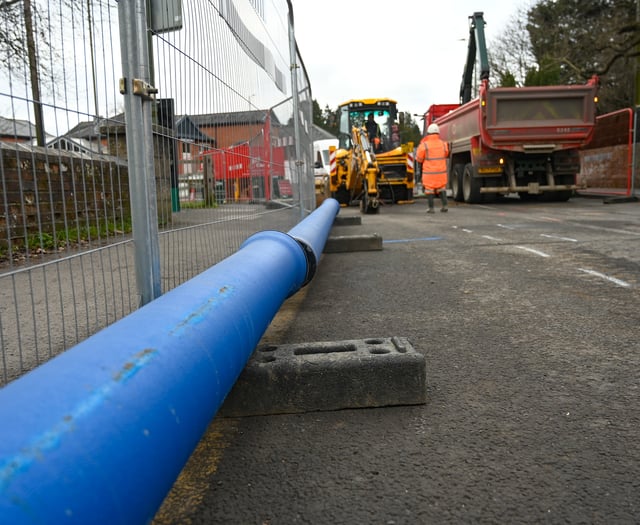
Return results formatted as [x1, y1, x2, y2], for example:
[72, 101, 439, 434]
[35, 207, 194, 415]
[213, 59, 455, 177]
[423, 12, 600, 203]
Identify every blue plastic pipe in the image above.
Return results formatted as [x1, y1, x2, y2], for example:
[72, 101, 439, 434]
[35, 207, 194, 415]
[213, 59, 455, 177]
[288, 197, 340, 286]
[0, 198, 339, 524]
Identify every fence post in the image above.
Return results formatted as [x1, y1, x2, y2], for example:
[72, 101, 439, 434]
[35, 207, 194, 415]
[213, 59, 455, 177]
[118, 0, 162, 305]
[287, 4, 306, 220]
[633, 107, 638, 196]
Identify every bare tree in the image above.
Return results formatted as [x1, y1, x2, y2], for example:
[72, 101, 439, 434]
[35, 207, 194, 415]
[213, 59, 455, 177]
[0, 0, 32, 70]
[1, 0, 59, 144]
[488, 5, 537, 87]
[0, 0, 109, 142]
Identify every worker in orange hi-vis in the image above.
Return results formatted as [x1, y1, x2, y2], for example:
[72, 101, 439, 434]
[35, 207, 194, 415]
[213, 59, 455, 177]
[416, 123, 449, 213]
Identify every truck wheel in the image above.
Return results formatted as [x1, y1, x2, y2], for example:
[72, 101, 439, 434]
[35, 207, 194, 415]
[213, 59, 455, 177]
[462, 164, 482, 204]
[451, 164, 464, 202]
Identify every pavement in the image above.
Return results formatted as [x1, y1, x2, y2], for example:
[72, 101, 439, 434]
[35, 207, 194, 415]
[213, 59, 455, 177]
[152, 195, 640, 525]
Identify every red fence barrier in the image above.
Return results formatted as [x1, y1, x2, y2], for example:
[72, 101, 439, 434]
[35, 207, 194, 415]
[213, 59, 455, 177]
[578, 108, 638, 197]
[203, 142, 287, 202]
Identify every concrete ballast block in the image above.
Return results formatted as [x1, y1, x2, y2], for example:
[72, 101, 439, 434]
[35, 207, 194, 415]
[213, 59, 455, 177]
[323, 233, 383, 253]
[219, 336, 427, 417]
[333, 215, 362, 226]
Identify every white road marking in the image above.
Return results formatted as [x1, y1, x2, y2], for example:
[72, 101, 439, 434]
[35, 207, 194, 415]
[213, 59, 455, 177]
[452, 219, 633, 288]
[516, 246, 550, 258]
[540, 233, 578, 242]
[572, 223, 640, 236]
[578, 268, 631, 288]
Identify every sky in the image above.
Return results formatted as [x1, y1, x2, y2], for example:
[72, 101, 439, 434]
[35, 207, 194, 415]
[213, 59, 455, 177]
[291, 0, 527, 121]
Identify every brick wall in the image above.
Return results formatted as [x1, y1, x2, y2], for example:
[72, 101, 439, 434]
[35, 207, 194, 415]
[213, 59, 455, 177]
[0, 145, 130, 251]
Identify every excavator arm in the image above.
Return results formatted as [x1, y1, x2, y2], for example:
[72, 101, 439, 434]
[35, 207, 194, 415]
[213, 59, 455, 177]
[351, 126, 381, 214]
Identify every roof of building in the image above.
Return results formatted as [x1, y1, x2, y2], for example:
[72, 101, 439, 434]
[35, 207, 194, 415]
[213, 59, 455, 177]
[47, 136, 105, 155]
[188, 109, 281, 127]
[65, 120, 102, 139]
[312, 124, 337, 141]
[3, 108, 288, 146]
[175, 116, 215, 143]
[0, 116, 36, 139]
[65, 115, 125, 139]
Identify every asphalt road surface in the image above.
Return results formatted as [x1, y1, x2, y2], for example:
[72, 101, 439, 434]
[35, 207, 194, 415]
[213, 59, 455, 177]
[153, 194, 640, 525]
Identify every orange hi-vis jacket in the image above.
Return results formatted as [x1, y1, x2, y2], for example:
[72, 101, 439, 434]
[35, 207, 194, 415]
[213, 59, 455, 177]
[416, 134, 449, 193]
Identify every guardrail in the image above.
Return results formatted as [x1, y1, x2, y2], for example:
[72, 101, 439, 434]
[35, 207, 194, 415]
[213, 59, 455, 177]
[0, 198, 339, 524]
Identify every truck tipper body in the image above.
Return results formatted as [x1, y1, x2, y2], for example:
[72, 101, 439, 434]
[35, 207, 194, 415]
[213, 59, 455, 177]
[423, 12, 599, 203]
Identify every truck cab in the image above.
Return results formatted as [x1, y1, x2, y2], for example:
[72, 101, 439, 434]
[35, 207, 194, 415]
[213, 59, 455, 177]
[337, 98, 401, 153]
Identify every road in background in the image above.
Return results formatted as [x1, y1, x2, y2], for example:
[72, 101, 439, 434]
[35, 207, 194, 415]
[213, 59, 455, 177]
[155, 195, 640, 524]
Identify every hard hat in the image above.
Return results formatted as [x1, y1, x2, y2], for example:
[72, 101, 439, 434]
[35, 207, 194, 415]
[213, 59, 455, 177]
[427, 123, 440, 134]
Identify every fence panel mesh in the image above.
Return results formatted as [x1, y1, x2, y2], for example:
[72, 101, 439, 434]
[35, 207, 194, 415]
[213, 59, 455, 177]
[0, 0, 314, 386]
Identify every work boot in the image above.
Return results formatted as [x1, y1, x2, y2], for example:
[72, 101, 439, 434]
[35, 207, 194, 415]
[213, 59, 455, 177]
[440, 191, 448, 212]
[426, 194, 435, 213]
